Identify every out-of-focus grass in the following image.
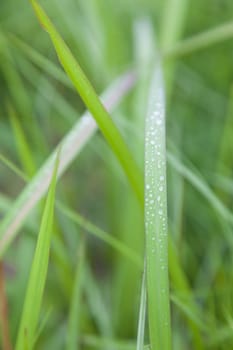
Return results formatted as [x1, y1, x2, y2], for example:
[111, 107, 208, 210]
[1, 0, 233, 349]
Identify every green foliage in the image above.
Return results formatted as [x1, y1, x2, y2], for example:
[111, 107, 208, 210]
[1, 0, 233, 349]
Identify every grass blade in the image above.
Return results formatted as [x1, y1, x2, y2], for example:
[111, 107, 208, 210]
[66, 237, 85, 350]
[0, 70, 135, 257]
[136, 263, 147, 350]
[8, 33, 73, 89]
[0, 263, 12, 350]
[30, 0, 143, 204]
[8, 104, 36, 178]
[164, 20, 233, 59]
[15, 152, 59, 350]
[57, 203, 142, 268]
[145, 63, 171, 349]
[0, 152, 142, 268]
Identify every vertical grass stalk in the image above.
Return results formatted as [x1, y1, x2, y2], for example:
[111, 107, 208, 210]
[145, 64, 171, 349]
[15, 153, 59, 350]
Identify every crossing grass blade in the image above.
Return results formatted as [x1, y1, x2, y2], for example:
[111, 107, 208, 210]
[0, 70, 136, 257]
[15, 151, 59, 350]
[144, 63, 171, 349]
[30, 0, 143, 204]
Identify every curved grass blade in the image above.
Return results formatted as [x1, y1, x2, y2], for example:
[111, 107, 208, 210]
[30, 0, 143, 204]
[15, 152, 59, 350]
[0, 70, 136, 257]
[145, 63, 171, 349]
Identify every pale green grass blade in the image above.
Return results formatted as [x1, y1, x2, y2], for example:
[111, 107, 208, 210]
[0, 153, 28, 182]
[167, 152, 233, 224]
[15, 152, 59, 350]
[160, 0, 188, 52]
[159, 0, 189, 96]
[164, 20, 233, 59]
[82, 335, 151, 350]
[136, 263, 147, 350]
[145, 63, 171, 349]
[82, 335, 135, 350]
[0, 71, 135, 257]
[30, 0, 143, 204]
[66, 237, 85, 350]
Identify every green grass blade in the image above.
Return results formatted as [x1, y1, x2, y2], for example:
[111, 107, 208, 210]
[66, 237, 85, 350]
[8, 33, 73, 89]
[0, 149, 142, 267]
[159, 0, 189, 97]
[136, 263, 147, 350]
[30, 0, 143, 204]
[0, 153, 28, 182]
[81, 335, 151, 350]
[145, 63, 171, 349]
[0, 71, 135, 257]
[167, 151, 233, 224]
[8, 104, 36, 178]
[15, 152, 59, 350]
[84, 265, 113, 340]
[160, 0, 188, 52]
[57, 203, 142, 269]
[164, 20, 233, 59]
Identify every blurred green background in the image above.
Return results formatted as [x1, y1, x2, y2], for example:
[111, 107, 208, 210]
[1, 0, 233, 349]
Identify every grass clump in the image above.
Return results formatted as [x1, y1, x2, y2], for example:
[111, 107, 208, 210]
[1, 0, 233, 349]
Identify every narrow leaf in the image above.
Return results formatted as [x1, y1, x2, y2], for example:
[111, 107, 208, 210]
[15, 153, 59, 350]
[0, 71, 135, 257]
[145, 63, 171, 349]
[30, 0, 143, 204]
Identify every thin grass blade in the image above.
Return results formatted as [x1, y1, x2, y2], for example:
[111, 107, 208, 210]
[15, 152, 59, 350]
[57, 203, 142, 269]
[145, 63, 171, 349]
[66, 237, 85, 350]
[136, 262, 147, 350]
[0, 71, 135, 257]
[30, 0, 143, 204]
[8, 104, 36, 178]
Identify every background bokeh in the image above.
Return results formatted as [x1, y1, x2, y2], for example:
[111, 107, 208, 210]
[1, 0, 233, 349]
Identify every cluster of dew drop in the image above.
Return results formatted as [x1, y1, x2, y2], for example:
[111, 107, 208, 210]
[145, 68, 168, 275]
